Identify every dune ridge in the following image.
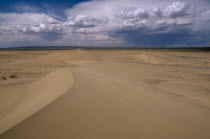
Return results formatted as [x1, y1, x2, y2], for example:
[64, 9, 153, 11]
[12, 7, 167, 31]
[0, 68, 74, 135]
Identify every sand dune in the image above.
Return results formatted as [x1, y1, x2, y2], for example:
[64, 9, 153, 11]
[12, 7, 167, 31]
[0, 50, 210, 138]
[0, 68, 74, 135]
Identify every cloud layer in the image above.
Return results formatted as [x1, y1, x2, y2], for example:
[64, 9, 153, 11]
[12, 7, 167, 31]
[0, 0, 210, 47]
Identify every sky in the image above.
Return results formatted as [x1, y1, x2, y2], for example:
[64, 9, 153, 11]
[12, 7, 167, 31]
[0, 0, 210, 48]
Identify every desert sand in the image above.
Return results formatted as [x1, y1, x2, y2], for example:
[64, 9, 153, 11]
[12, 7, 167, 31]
[0, 49, 210, 139]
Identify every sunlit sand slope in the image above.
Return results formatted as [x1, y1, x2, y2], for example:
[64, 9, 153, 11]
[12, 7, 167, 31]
[0, 68, 74, 135]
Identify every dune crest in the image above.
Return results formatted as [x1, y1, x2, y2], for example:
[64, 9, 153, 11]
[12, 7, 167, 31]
[0, 68, 74, 135]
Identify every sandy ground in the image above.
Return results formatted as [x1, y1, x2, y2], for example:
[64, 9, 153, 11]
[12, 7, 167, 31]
[0, 49, 210, 139]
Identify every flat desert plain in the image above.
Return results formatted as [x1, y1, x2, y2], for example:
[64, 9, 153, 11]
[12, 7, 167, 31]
[0, 49, 210, 139]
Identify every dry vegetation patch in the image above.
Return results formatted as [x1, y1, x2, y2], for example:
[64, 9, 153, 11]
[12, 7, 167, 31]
[1, 76, 7, 80]
[9, 75, 18, 79]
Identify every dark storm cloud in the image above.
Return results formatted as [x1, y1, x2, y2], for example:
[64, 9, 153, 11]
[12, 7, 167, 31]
[118, 28, 210, 47]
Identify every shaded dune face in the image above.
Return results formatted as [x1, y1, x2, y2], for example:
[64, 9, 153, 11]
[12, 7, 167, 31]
[0, 50, 210, 139]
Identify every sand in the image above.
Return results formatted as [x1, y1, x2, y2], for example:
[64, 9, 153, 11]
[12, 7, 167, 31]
[0, 68, 74, 135]
[0, 49, 210, 139]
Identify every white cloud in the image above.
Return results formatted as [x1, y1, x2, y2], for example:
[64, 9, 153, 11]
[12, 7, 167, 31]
[95, 34, 110, 41]
[21, 23, 63, 33]
[150, 8, 163, 17]
[0, 0, 210, 47]
[118, 8, 150, 19]
[164, 2, 190, 18]
[0, 13, 53, 25]
[64, 15, 108, 28]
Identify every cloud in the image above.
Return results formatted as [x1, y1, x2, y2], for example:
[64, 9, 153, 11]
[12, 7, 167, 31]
[118, 8, 150, 19]
[201, 10, 210, 21]
[95, 34, 110, 41]
[0, 0, 210, 47]
[21, 23, 62, 33]
[64, 15, 108, 28]
[164, 2, 190, 18]
[0, 13, 55, 25]
[150, 8, 163, 17]
[156, 18, 193, 26]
